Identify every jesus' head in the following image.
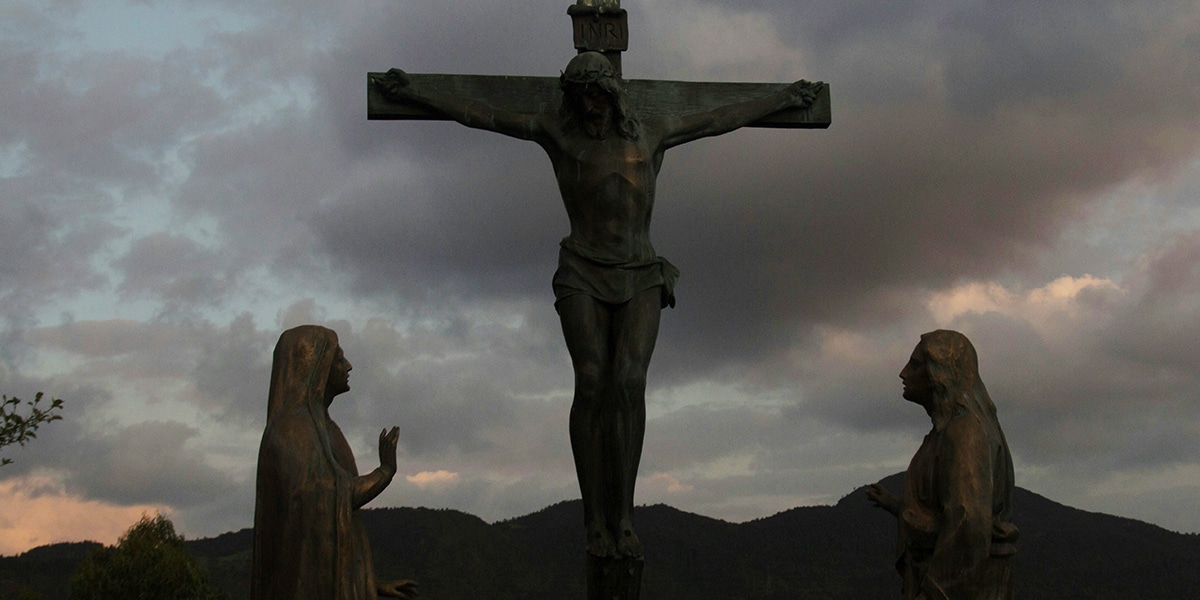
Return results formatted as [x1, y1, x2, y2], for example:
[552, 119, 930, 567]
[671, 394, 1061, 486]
[559, 52, 639, 140]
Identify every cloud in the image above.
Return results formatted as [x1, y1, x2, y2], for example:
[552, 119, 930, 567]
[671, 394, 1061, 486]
[405, 470, 460, 490]
[641, 0, 812, 81]
[0, 474, 164, 556]
[3, 0, 1200, 553]
[190, 314, 275, 421]
[115, 232, 236, 315]
[0, 195, 119, 332]
[641, 472, 694, 495]
[927, 275, 1123, 341]
[65, 421, 240, 508]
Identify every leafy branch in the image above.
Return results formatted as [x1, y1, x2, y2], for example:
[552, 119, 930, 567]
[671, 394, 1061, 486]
[1, 392, 64, 466]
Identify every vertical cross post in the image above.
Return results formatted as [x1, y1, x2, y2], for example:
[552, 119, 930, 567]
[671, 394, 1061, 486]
[368, 3, 830, 598]
[587, 554, 643, 600]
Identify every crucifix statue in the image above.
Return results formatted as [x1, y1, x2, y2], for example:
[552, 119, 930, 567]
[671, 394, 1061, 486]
[369, 2, 829, 597]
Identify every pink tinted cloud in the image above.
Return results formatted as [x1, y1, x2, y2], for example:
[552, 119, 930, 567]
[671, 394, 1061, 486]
[0, 475, 166, 556]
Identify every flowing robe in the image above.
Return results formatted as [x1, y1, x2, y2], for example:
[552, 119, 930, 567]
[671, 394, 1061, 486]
[252, 326, 379, 600]
[895, 361, 1018, 599]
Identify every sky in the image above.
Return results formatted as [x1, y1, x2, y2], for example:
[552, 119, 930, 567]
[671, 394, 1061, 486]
[1, 0, 1199, 556]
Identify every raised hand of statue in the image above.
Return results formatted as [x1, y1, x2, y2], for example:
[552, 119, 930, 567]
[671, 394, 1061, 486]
[866, 482, 900, 517]
[379, 426, 400, 476]
[785, 79, 821, 110]
[377, 579, 419, 598]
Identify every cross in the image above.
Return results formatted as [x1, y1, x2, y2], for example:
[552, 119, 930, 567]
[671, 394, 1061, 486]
[367, 3, 828, 599]
[367, 4, 830, 129]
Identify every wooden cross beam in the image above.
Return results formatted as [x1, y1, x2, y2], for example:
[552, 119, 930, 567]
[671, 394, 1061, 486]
[367, 1, 830, 129]
[368, 74, 830, 129]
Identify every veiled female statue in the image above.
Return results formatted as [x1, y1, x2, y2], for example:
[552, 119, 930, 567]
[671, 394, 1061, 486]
[252, 325, 417, 599]
[867, 330, 1018, 600]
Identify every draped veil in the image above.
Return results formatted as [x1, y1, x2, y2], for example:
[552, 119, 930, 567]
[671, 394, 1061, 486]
[895, 330, 1018, 600]
[252, 325, 378, 600]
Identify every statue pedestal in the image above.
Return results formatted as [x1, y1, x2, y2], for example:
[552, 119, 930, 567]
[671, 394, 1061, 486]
[586, 555, 643, 600]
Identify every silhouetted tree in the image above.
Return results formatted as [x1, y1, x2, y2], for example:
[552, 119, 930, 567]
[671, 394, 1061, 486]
[68, 514, 226, 600]
[0, 392, 63, 466]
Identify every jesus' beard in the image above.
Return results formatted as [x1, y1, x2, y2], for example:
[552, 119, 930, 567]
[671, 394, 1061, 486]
[560, 97, 640, 141]
[583, 111, 613, 140]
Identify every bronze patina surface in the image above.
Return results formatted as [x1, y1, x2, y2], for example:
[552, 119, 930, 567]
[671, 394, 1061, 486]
[252, 326, 417, 599]
[867, 330, 1018, 600]
[369, 3, 830, 597]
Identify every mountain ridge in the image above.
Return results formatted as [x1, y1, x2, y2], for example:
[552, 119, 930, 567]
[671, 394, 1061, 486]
[4, 475, 1198, 599]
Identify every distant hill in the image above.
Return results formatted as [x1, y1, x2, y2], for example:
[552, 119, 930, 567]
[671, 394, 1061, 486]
[4, 474, 1199, 599]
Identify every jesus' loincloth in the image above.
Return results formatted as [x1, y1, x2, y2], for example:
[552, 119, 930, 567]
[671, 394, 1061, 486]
[552, 238, 679, 309]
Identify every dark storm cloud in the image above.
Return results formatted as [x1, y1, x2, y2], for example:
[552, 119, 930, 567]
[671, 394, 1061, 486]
[116, 233, 233, 309]
[296, 0, 1200, 530]
[66, 420, 240, 508]
[1104, 230, 1200, 372]
[5, 0, 1200, 545]
[916, 260, 1200, 474]
[25, 318, 271, 424]
[307, 0, 1200, 391]
[174, 117, 341, 254]
[9, 319, 267, 511]
[306, 2, 585, 307]
[0, 382, 113, 481]
[0, 380, 240, 518]
[190, 313, 275, 422]
[316, 0, 574, 163]
[322, 311, 572, 458]
[309, 138, 562, 303]
[664, 0, 1200, 364]
[149, 0, 1200, 537]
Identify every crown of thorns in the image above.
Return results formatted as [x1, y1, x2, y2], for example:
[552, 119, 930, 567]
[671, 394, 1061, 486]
[560, 55, 616, 87]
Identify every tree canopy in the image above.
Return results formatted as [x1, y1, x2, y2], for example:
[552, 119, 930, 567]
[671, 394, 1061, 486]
[68, 514, 226, 600]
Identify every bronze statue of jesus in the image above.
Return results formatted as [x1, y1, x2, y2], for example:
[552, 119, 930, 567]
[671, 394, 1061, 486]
[376, 51, 819, 559]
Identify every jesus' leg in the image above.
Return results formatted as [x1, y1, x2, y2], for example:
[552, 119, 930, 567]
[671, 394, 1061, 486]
[609, 287, 661, 559]
[557, 293, 617, 557]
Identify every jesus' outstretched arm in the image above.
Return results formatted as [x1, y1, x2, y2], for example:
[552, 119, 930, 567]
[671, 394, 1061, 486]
[658, 79, 822, 150]
[373, 68, 550, 142]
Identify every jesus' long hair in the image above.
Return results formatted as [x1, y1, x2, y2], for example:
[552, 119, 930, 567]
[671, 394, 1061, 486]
[559, 53, 641, 140]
